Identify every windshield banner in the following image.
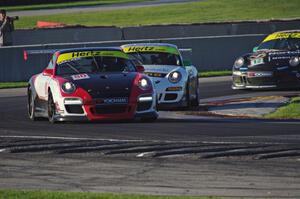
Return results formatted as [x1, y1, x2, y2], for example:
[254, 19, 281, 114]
[122, 46, 179, 55]
[57, 51, 129, 64]
[263, 32, 300, 42]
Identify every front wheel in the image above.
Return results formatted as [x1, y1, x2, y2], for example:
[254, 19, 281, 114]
[48, 92, 56, 123]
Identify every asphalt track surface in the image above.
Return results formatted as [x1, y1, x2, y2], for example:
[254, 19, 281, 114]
[1, 77, 300, 197]
[0, 77, 299, 144]
[9, 0, 202, 16]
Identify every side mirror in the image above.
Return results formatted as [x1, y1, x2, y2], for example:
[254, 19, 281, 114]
[183, 60, 192, 66]
[136, 65, 145, 73]
[253, 46, 258, 53]
[43, 68, 54, 76]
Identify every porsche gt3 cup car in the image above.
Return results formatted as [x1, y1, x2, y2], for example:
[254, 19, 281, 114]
[27, 47, 158, 123]
[232, 30, 300, 90]
[121, 43, 199, 109]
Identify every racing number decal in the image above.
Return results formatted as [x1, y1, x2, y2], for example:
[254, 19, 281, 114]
[71, 74, 90, 81]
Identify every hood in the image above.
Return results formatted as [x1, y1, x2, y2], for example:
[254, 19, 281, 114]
[240, 49, 300, 69]
[64, 72, 137, 98]
[143, 65, 182, 74]
[247, 49, 300, 61]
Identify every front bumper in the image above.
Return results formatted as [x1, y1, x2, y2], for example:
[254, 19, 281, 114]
[157, 97, 188, 109]
[152, 77, 187, 108]
[53, 110, 158, 122]
[232, 70, 277, 90]
[54, 94, 157, 122]
[135, 111, 158, 120]
[53, 115, 88, 122]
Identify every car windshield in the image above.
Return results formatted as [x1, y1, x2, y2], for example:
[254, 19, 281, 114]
[56, 56, 136, 76]
[258, 38, 300, 51]
[283, 38, 300, 51]
[128, 52, 182, 66]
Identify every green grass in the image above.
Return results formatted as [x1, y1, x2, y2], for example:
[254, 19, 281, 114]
[14, 0, 300, 29]
[1, 0, 148, 12]
[0, 190, 224, 199]
[265, 97, 300, 119]
[199, 70, 231, 78]
[0, 82, 28, 89]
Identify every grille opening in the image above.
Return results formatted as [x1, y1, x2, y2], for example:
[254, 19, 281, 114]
[88, 90, 130, 99]
[164, 94, 178, 101]
[93, 105, 127, 114]
[242, 76, 247, 84]
[137, 101, 152, 112]
[65, 105, 84, 114]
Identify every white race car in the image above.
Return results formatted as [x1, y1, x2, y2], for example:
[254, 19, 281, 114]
[121, 43, 199, 109]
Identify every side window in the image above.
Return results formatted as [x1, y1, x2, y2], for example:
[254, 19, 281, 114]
[46, 58, 53, 69]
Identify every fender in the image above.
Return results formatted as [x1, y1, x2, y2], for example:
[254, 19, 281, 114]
[28, 77, 48, 117]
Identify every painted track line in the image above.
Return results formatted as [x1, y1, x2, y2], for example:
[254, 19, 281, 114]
[0, 135, 292, 146]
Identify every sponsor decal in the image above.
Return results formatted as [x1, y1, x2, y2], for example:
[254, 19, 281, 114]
[247, 71, 273, 78]
[249, 57, 264, 66]
[95, 97, 128, 104]
[263, 32, 300, 42]
[166, 86, 182, 91]
[123, 46, 179, 55]
[71, 73, 90, 80]
[57, 51, 129, 64]
[269, 51, 300, 56]
[250, 53, 266, 59]
[271, 56, 291, 60]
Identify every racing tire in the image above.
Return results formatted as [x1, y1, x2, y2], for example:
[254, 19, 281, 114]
[27, 88, 37, 121]
[190, 79, 200, 107]
[185, 80, 192, 108]
[48, 91, 56, 124]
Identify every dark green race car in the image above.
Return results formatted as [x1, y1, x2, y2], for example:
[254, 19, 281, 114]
[232, 30, 300, 90]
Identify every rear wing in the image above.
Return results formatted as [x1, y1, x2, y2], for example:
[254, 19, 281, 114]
[179, 48, 193, 66]
[23, 49, 56, 61]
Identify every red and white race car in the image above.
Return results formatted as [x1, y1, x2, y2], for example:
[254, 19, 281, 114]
[27, 47, 158, 123]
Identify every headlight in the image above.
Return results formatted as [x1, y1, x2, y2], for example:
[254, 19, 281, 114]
[168, 71, 182, 83]
[138, 78, 150, 90]
[62, 82, 76, 94]
[289, 57, 300, 67]
[234, 57, 244, 68]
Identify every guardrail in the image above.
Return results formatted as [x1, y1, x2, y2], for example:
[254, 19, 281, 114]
[1, 20, 300, 82]
[0, 34, 265, 82]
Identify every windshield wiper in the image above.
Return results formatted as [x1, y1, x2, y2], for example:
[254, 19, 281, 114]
[92, 56, 100, 72]
[65, 62, 80, 74]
